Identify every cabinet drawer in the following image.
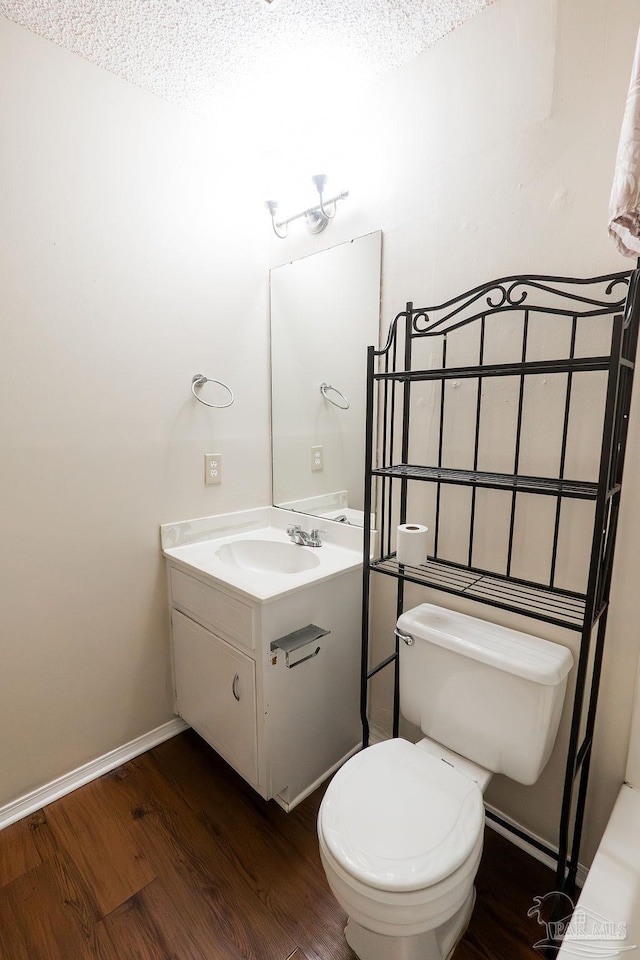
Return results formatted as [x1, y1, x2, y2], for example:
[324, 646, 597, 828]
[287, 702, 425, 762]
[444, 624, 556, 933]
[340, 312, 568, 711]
[170, 567, 254, 650]
[172, 609, 258, 785]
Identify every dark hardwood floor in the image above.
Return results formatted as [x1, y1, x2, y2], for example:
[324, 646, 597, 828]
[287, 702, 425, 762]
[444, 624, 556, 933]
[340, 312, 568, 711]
[0, 730, 560, 959]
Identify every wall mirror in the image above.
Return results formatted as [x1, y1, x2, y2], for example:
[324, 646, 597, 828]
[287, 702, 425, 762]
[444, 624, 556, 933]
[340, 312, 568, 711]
[270, 230, 382, 526]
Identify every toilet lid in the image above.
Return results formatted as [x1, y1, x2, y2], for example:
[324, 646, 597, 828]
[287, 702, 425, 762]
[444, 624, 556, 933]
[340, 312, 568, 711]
[319, 739, 485, 892]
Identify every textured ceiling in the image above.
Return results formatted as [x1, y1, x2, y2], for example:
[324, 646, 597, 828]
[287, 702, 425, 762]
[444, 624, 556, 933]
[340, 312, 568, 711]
[0, 0, 494, 131]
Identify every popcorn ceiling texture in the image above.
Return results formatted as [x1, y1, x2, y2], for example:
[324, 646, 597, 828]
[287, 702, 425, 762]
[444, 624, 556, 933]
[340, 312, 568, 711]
[0, 0, 494, 121]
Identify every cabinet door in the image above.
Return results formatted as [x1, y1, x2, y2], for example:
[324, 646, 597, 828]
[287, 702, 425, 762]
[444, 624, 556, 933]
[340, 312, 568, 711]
[172, 609, 258, 785]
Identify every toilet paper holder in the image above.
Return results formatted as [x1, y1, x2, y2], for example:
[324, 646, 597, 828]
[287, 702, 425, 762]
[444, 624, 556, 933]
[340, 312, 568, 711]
[271, 623, 330, 668]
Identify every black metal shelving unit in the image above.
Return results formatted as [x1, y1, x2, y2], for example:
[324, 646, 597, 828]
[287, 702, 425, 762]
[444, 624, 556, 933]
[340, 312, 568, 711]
[361, 270, 640, 892]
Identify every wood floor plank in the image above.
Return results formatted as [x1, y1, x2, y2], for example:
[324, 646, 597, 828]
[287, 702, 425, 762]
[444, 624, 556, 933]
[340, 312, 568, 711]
[106, 753, 299, 960]
[0, 817, 42, 889]
[0, 853, 98, 960]
[0, 883, 33, 960]
[24, 808, 63, 862]
[453, 940, 491, 960]
[35, 774, 157, 918]
[158, 731, 325, 869]
[149, 730, 355, 960]
[93, 879, 209, 960]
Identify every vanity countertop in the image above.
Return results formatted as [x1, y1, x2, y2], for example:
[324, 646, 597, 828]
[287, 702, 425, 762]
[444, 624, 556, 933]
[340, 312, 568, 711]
[161, 507, 364, 603]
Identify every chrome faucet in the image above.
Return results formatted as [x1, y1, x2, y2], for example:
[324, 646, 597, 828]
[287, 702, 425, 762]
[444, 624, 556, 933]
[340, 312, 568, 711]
[286, 525, 325, 547]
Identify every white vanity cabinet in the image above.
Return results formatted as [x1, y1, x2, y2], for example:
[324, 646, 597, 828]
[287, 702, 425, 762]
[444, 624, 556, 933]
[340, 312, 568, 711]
[166, 554, 362, 811]
[171, 609, 258, 785]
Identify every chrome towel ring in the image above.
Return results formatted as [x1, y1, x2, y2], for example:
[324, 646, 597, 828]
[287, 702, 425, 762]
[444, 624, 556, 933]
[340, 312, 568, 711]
[191, 374, 235, 409]
[320, 382, 350, 410]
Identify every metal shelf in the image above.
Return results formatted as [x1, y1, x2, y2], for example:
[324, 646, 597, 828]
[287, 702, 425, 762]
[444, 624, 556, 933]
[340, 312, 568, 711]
[370, 555, 586, 631]
[374, 355, 611, 383]
[361, 269, 640, 895]
[372, 464, 599, 500]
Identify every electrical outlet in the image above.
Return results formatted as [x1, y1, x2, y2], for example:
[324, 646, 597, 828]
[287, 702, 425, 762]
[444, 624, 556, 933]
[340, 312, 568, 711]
[205, 453, 222, 485]
[311, 445, 323, 472]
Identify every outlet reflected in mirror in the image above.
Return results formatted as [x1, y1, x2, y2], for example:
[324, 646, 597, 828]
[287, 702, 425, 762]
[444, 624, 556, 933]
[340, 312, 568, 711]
[270, 231, 382, 527]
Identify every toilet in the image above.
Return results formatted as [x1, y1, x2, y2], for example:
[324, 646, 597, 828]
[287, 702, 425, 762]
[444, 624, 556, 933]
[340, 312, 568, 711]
[317, 603, 574, 960]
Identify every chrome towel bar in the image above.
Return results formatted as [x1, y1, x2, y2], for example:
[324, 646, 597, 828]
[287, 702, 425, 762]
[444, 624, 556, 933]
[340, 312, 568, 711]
[320, 382, 350, 409]
[191, 374, 234, 408]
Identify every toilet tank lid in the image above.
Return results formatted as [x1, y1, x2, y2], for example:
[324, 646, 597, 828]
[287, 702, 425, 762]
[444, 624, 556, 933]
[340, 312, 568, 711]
[397, 604, 573, 685]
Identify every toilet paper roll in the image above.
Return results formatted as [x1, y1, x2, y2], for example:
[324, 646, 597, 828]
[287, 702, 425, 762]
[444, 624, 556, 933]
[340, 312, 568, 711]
[396, 523, 429, 566]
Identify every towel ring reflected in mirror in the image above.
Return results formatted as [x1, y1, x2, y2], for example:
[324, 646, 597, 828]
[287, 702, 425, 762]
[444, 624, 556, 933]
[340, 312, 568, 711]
[191, 374, 235, 409]
[320, 382, 350, 410]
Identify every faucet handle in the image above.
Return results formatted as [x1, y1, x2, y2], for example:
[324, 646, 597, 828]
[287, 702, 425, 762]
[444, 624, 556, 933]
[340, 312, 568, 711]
[286, 524, 301, 535]
[310, 528, 326, 545]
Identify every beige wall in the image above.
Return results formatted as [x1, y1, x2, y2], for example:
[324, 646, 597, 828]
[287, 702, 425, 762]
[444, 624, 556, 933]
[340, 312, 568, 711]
[0, 17, 269, 809]
[2, 0, 640, 870]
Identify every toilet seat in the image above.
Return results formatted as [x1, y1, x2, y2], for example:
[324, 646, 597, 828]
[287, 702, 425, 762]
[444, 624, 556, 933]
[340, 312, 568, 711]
[319, 738, 485, 893]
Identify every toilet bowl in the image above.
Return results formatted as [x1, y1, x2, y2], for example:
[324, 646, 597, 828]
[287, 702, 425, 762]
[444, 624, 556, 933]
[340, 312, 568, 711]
[317, 737, 488, 960]
[317, 603, 574, 960]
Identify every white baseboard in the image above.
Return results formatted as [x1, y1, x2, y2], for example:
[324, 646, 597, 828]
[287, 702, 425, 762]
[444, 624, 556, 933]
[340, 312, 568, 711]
[0, 717, 189, 831]
[485, 802, 588, 888]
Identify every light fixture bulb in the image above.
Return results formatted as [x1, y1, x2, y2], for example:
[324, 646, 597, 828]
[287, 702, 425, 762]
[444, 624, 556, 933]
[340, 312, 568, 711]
[312, 174, 328, 195]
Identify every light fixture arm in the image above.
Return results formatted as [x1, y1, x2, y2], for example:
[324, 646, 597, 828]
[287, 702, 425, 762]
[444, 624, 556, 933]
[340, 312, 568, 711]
[276, 192, 349, 230]
[265, 200, 288, 239]
[312, 173, 337, 220]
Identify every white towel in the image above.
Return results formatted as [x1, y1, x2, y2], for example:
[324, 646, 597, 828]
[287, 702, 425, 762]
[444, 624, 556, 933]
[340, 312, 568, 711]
[609, 27, 640, 258]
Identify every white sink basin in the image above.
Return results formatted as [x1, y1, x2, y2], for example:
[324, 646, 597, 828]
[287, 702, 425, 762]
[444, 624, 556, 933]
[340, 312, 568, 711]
[216, 539, 321, 575]
[160, 507, 365, 602]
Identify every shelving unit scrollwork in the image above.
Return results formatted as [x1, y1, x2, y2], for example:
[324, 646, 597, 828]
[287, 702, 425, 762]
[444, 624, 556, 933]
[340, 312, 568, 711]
[360, 268, 640, 891]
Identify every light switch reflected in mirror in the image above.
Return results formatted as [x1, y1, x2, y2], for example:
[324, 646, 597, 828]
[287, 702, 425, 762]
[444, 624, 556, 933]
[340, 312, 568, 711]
[270, 231, 382, 527]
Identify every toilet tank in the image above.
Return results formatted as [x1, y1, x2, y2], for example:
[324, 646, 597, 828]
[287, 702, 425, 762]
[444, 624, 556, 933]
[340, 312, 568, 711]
[397, 604, 574, 785]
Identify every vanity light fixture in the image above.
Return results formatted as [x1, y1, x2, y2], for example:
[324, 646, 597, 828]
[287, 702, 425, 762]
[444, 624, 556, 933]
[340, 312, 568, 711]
[265, 175, 349, 239]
